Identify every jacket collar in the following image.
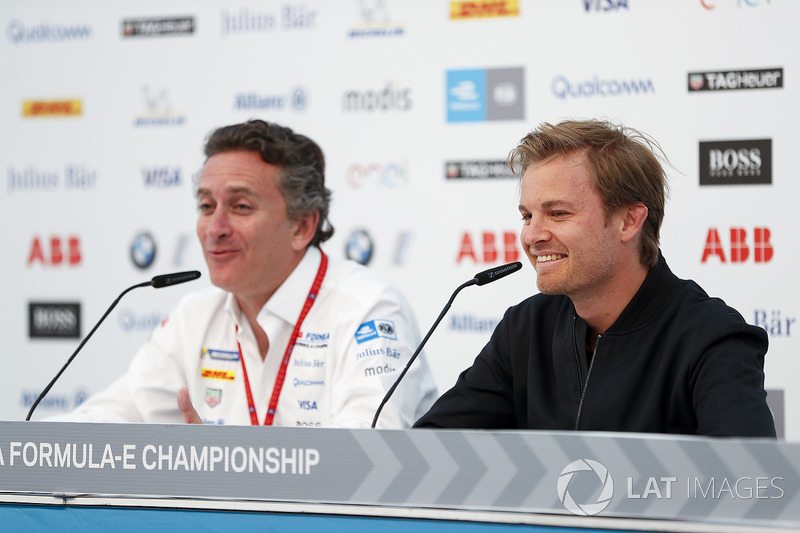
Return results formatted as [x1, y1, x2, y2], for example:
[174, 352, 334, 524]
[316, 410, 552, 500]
[605, 249, 678, 333]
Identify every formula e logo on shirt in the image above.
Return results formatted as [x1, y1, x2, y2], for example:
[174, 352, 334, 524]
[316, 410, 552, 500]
[355, 319, 397, 344]
[296, 331, 330, 348]
[201, 347, 240, 361]
[298, 400, 318, 410]
[205, 388, 222, 408]
[201, 369, 236, 381]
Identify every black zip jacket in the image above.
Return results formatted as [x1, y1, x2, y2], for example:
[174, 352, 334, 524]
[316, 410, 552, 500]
[415, 253, 776, 437]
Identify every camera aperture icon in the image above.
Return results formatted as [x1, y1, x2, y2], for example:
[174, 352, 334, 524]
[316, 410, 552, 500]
[557, 459, 614, 516]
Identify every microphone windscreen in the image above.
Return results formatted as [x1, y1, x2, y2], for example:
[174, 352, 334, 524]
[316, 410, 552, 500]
[474, 261, 522, 286]
[151, 270, 201, 289]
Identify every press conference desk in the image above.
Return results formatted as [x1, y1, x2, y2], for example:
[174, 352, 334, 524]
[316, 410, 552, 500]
[0, 422, 797, 532]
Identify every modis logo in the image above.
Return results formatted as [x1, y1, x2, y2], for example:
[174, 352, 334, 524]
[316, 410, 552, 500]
[688, 68, 782, 92]
[457, 231, 520, 264]
[450, 0, 519, 19]
[699, 139, 771, 186]
[22, 100, 82, 117]
[701, 227, 773, 264]
[342, 82, 412, 112]
[27, 236, 82, 267]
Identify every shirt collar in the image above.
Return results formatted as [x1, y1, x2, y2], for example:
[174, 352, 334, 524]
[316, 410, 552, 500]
[223, 247, 322, 329]
[264, 246, 322, 325]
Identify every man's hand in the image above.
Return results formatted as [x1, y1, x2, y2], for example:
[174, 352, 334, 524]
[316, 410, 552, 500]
[178, 387, 203, 424]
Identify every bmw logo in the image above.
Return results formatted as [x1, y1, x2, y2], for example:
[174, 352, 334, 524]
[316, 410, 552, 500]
[130, 231, 157, 269]
[345, 229, 373, 266]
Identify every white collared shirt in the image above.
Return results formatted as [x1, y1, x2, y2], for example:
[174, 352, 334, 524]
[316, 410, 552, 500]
[66, 247, 438, 429]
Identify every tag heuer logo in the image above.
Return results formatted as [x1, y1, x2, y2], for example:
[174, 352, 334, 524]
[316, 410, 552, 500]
[205, 388, 222, 407]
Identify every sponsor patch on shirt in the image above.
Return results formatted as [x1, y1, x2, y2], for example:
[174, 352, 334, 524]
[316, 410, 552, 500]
[355, 319, 397, 344]
[205, 388, 222, 407]
[293, 378, 325, 387]
[295, 331, 330, 348]
[201, 368, 235, 381]
[201, 347, 240, 361]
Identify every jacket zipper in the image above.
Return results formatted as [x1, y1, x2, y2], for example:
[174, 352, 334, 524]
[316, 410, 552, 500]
[574, 330, 601, 431]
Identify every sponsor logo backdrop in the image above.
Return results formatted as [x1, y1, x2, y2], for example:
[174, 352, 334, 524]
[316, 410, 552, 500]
[2, 0, 797, 439]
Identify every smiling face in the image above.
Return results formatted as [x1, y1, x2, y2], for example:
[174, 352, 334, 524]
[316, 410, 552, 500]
[196, 151, 312, 308]
[518, 150, 626, 304]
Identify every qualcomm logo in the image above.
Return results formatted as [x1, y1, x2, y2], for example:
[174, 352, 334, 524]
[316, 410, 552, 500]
[551, 75, 655, 100]
[557, 459, 614, 516]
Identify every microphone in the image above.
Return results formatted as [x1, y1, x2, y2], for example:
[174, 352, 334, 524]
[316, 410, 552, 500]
[371, 261, 522, 428]
[25, 270, 201, 421]
[151, 270, 201, 288]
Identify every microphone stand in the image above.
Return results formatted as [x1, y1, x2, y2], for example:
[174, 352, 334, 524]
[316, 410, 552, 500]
[26, 270, 200, 421]
[371, 278, 476, 429]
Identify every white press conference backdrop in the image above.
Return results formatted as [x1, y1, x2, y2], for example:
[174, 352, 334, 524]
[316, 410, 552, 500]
[1, 0, 796, 438]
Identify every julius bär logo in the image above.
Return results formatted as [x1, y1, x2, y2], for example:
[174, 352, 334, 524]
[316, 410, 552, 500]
[557, 459, 614, 516]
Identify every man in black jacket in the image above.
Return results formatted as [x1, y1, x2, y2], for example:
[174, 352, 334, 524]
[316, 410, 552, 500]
[415, 119, 776, 437]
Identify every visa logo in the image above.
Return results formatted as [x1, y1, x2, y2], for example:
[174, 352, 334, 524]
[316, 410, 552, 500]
[142, 167, 182, 187]
[298, 400, 318, 410]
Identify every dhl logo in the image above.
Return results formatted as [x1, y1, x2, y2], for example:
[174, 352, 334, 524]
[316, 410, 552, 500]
[23, 99, 82, 117]
[450, 0, 519, 19]
[201, 368, 236, 381]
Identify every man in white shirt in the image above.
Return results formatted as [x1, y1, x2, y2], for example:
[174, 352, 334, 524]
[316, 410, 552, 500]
[66, 119, 437, 428]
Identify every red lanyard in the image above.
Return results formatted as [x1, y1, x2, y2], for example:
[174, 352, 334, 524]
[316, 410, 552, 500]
[235, 251, 328, 426]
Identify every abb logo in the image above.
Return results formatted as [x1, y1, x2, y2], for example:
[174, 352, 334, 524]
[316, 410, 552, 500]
[457, 231, 520, 263]
[701, 228, 773, 263]
[27, 236, 82, 266]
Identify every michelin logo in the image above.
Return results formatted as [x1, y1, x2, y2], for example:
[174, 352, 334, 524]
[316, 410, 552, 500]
[201, 347, 240, 361]
[355, 319, 397, 344]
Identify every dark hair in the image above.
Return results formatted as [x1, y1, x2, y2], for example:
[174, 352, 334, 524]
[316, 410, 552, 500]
[203, 119, 333, 246]
[508, 119, 668, 267]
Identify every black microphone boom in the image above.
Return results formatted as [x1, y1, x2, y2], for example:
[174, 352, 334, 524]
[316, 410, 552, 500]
[371, 261, 522, 428]
[25, 270, 201, 421]
[152, 270, 201, 288]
